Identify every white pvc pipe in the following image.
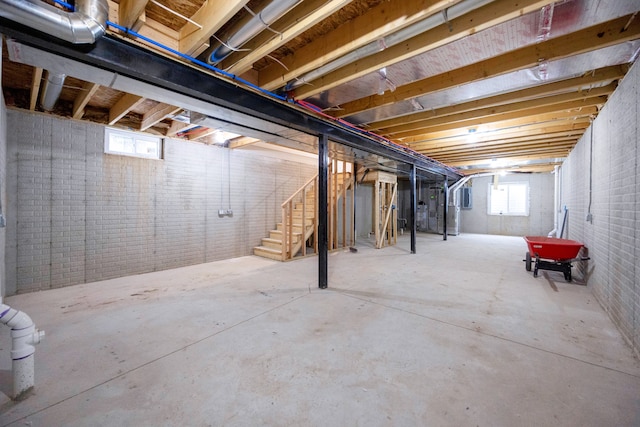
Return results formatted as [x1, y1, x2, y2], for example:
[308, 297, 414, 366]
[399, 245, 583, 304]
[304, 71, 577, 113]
[0, 302, 45, 399]
[548, 165, 560, 237]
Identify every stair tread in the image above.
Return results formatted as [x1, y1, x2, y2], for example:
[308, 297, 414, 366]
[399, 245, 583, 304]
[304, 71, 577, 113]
[254, 246, 281, 254]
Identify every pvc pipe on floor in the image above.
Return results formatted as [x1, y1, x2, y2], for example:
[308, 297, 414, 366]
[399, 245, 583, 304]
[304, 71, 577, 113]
[0, 302, 45, 399]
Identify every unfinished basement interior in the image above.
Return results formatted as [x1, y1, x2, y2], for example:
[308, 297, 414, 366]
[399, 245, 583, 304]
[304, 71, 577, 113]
[0, 0, 639, 425]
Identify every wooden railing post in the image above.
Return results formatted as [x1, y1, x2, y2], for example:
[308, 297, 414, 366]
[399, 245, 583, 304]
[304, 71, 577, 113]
[281, 205, 287, 261]
[287, 201, 293, 260]
[314, 176, 318, 255]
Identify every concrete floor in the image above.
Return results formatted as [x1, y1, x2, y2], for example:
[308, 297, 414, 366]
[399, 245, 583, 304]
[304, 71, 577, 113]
[0, 233, 639, 426]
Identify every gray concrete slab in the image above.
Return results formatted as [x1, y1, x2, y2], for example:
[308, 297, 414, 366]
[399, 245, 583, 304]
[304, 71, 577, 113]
[1, 233, 639, 426]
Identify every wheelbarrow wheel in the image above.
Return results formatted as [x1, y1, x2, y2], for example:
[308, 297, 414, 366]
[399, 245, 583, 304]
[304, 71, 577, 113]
[564, 269, 572, 282]
[525, 252, 532, 272]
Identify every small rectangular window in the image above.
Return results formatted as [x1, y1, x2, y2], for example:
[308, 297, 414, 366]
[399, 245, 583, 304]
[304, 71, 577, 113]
[488, 182, 529, 216]
[105, 128, 162, 159]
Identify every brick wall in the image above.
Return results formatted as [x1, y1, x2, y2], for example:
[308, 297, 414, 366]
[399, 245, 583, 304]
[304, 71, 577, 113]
[460, 173, 554, 236]
[5, 110, 316, 295]
[0, 84, 5, 297]
[560, 59, 639, 357]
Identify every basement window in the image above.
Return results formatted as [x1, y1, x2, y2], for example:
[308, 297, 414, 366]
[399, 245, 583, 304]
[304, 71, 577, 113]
[105, 128, 162, 159]
[488, 182, 529, 216]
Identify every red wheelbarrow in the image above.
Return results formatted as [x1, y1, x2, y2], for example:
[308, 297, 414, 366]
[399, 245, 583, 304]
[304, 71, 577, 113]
[523, 236, 589, 282]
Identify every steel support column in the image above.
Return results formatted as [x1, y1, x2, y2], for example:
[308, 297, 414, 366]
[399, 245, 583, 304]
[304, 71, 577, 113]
[410, 165, 417, 254]
[318, 134, 329, 289]
[353, 162, 358, 245]
[443, 176, 448, 241]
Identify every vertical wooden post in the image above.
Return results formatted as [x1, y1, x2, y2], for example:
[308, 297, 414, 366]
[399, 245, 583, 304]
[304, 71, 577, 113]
[314, 176, 319, 255]
[327, 159, 335, 250]
[341, 162, 346, 248]
[281, 205, 286, 261]
[302, 186, 307, 257]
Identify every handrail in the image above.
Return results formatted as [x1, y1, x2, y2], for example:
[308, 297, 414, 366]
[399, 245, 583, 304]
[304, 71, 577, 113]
[278, 162, 355, 260]
[281, 173, 319, 260]
[281, 173, 319, 208]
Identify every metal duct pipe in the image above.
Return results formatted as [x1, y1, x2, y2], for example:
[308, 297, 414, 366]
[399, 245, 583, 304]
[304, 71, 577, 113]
[39, 71, 66, 111]
[0, 300, 45, 399]
[447, 172, 496, 207]
[0, 0, 107, 110]
[208, 0, 302, 65]
[286, 0, 493, 91]
[0, 0, 108, 44]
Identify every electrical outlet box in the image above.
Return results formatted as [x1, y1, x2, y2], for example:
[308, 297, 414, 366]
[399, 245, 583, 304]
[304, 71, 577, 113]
[218, 209, 226, 216]
[585, 212, 593, 222]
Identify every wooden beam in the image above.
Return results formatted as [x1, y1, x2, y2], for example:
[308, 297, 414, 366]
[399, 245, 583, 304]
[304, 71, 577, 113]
[382, 88, 612, 136]
[369, 66, 626, 130]
[140, 103, 181, 131]
[109, 93, 145, 125]
[188, 127, 216, 140]
[402, 121, 591, 146]
[424, 138, 580, 158]
[408, 130, 585, 151]
[450, 156, 567, 168]
[72, 82, 100, 119]
[224, 0, 352, 75]
[462, 163, 562, 174]
[228, 136, 260, 149]
[294, 0, 552, 99]
[166, 120, 200, 137]
[137, 18, 180, 51]
[257, 0, 462, 90]
[418, 135, 580, 155]
[434, 145, 575, 162]
[331, 13, 640, 117]
[29, 67, 43, 111]
[390, 102, 601, 139]
[179, 0, 250, 56]
[118, 0, 149, 30]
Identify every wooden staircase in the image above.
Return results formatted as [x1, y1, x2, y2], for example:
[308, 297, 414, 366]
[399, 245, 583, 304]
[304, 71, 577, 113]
[254, 160, 355, 261]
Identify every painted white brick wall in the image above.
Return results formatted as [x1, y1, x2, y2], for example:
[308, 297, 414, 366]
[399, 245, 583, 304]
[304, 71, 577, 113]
[5, 110, 316, 294]
[0, 85, 5, 297]
[561, 59, 639, 357]
[460, 173, 554, 236]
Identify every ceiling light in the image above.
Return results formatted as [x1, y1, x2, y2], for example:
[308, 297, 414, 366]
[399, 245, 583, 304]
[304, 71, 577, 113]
[466, 128, 478, 143]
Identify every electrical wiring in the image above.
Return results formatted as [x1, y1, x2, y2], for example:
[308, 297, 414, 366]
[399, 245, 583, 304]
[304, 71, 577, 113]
[49, 0, 459, 174]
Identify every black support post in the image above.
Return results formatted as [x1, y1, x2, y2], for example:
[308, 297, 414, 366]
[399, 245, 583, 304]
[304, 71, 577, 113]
[353, 162, 358, 245]
[318, 134, 329, 289]
[443, 176, 448, 241]
[410, 165, 417, 254]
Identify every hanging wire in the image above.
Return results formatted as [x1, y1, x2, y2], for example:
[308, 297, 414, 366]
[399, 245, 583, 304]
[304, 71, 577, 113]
[150, 0, 202, 29]
[48, 0, 459, 174]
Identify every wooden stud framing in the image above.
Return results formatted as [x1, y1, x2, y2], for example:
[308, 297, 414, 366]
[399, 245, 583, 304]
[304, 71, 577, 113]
[29, 67, 43, 111]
